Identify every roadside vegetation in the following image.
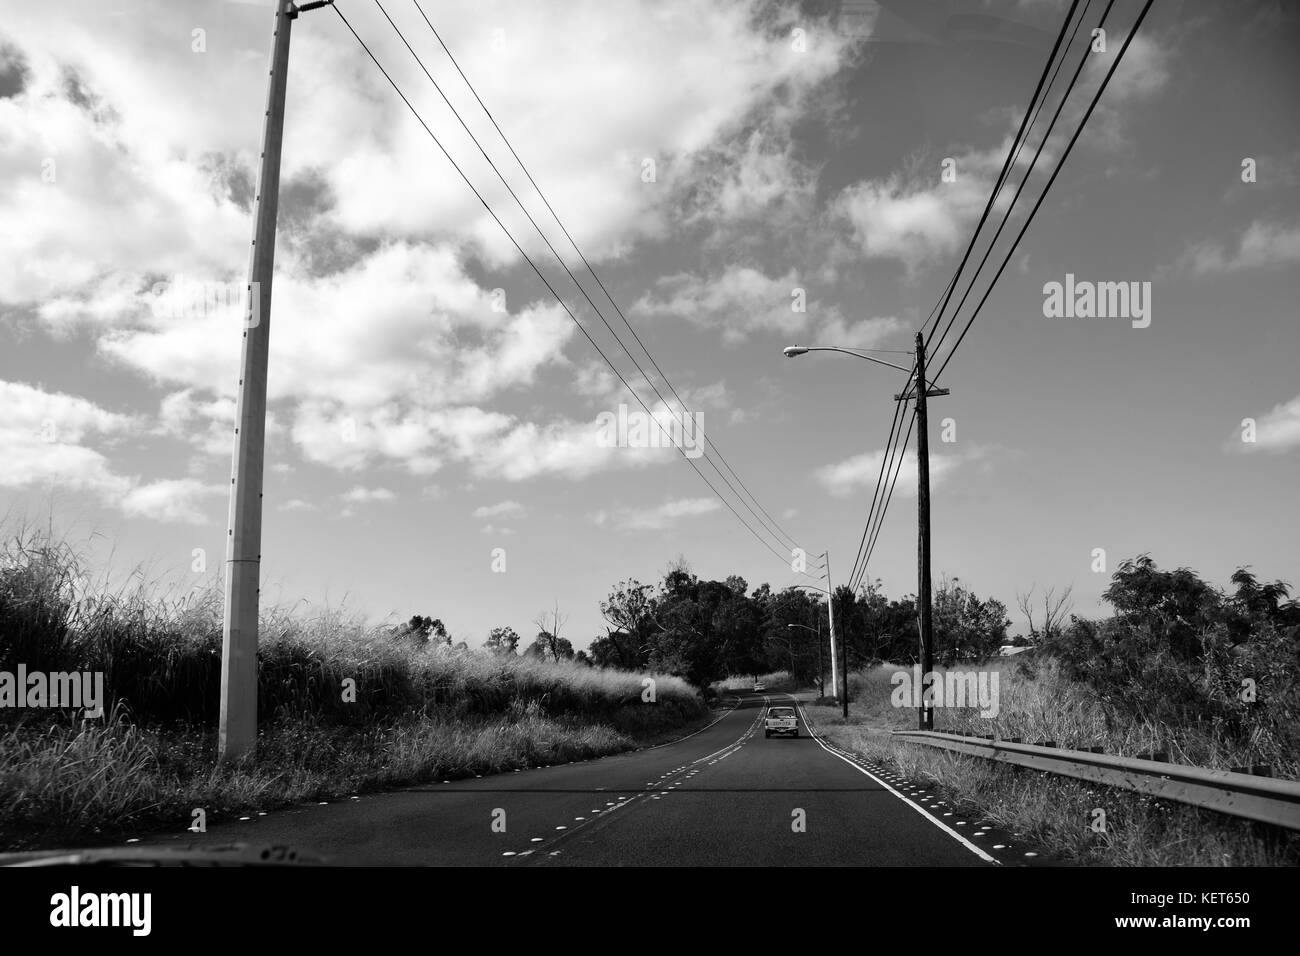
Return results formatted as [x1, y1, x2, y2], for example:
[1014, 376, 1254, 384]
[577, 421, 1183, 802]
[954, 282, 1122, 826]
[766, 556, 1299, 865]
[0, 528, 708, 851]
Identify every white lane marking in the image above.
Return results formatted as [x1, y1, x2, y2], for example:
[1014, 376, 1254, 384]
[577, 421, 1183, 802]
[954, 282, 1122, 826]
[789, 695, 999, 865]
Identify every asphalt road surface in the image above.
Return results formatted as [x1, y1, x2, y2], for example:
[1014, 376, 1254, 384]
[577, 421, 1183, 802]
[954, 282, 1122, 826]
[145, 693, 1011, 866]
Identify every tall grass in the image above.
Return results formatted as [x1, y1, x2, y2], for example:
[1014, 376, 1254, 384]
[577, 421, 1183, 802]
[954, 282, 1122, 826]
[0, 525, 703, 730]
[0, 525, 709, 850]
[800, 657, 1300, 864]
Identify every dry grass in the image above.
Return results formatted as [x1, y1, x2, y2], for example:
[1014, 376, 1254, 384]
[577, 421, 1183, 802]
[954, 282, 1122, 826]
[0, 525, 709, 850]
[799, 658, 1300, 865]
[803, 709, 1298, 866]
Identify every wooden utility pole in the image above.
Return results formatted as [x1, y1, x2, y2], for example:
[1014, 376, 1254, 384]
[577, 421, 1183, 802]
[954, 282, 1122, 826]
[220, 0, 332, 762]
[914, 332, 935, 731]
[895, 332, 949, 731]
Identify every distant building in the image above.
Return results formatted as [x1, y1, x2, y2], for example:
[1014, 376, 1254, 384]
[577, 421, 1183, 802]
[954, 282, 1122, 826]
[998, 645, 1030, 657]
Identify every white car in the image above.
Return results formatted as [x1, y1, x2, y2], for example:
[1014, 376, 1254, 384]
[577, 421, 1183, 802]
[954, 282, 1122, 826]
[753, 680, 765, 692]
[764, 705, 798, 738]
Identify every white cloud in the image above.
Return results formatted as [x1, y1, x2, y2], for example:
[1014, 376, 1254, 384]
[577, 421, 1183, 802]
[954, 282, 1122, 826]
[339, 486, 397, 504]
[592, 496, 721, 531]
[814, 444, 996, 498]
[1182, 220, 1300, 275]
[121, 479, 224, 525]
[1232, 395, 1300, 454]
[634, 266, 810, 344]
[157, 390, 236, 457]
[833, 142, 1008, 274]
[473, 500, 525, 519]
[0, 380, 137, 498]
[0, 0, 854, 311]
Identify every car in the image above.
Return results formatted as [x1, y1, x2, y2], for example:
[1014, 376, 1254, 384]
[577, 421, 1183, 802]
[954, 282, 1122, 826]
[764, 705, 798, 738]
[753, 680, 766, 692]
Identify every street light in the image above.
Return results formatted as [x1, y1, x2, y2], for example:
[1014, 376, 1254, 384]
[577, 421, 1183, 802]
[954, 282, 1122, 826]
[786, 623, 825, 699]
[783, 344, 914, 374]
[783, 334, 949, 731]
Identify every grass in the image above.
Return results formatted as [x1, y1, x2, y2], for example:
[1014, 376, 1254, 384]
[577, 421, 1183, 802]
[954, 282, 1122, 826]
[798, 659, 1300, 865]
[0, 526, 711, 851]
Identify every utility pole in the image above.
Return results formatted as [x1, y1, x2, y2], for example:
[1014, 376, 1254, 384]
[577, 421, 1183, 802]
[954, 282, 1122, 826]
[824, 550, 838, 706]
[914, 332, 934, 731]
[220, 0, 332, 762]
[895, 332, 949, 731]
[827, 551, 848, 720]
[816, 618, 824, 699]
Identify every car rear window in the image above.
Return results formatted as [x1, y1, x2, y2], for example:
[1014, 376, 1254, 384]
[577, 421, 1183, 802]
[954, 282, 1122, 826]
[769, 708, 794, 717]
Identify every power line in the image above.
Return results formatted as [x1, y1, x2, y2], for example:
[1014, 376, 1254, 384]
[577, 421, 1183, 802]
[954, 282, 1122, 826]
[371, 1, 807, 565]
[932, 0, 1153, 382]
[846, 364, 910, 589]
[921, 0, 1084, 339]
[329, 4, 808, 572]
[855, 408, 917, 592]
[929, 0, 1106, 362]
[405, 0, 809, 558]
[850, 0, 1096, 594]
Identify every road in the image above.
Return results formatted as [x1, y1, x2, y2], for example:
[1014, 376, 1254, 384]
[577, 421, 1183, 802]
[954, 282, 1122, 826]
[144, 693, 1012, 866]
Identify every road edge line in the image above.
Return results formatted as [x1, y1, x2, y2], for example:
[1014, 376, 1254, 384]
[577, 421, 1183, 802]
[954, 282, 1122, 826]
[790, 696, 1000, 865]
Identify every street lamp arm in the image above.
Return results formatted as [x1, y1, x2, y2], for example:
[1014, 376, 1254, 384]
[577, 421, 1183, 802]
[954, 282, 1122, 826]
[784, 345, 916, 375]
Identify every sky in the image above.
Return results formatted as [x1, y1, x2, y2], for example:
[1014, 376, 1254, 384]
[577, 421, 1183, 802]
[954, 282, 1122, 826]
[0, 0, 1297, 650]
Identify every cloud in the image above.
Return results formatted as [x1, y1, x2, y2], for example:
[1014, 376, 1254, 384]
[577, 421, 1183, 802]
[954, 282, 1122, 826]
[473, 500, 524, 519]
[0, 379, 137, 499]
[157, 390, 237, 457]
[591, 496, 721, 531]
[339, 486, 397, 504]
[1230, 395, 1300, 454]
[0, 0, 855, 310]
[633, 266, 893, 346]
[814, 443, 996, 498]
[121, 479, 224, 525]
[833, 142, 1009, 273]
[1180, 220, 1300, 275]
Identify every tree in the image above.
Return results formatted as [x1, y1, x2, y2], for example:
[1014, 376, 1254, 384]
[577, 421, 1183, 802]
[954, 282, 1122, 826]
[485, 626, 520, 656]
[394, 614, 447, 646]
[525, 631, 574, 661]
[533, 602, 571, 663]
[931, 576, 1010, 665]
[596, 580, 655, 669]
[1103, 555, 1222, 661]
[1016, 584, 1074, 644]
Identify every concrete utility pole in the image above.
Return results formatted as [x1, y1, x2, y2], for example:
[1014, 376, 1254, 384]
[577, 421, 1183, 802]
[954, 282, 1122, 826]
[824, 550, 838, 704]
[895, 332, 949, 731]
[220, 0, 332, 762]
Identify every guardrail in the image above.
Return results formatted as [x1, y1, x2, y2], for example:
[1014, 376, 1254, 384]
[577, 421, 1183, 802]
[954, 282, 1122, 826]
[890, 730, 1300, 832]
